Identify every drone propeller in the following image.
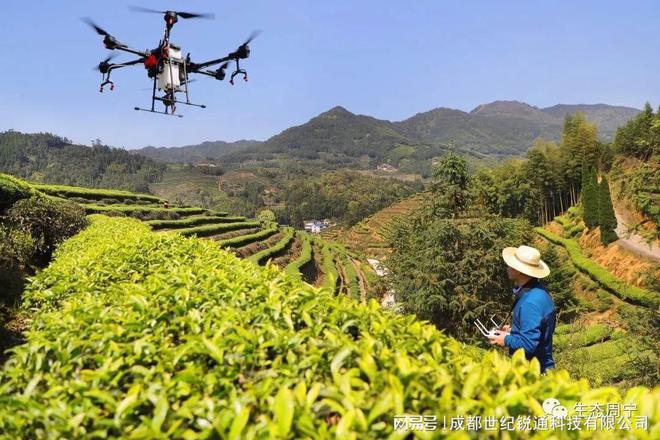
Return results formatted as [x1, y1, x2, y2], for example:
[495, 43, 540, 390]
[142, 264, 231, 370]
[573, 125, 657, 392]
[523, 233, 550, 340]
[242, 30, 262, 47]
[229, 31, 261, 60]
[94, 54, 117, 72]
[129, 5, 215, 19]
[82, 17, 112, 36]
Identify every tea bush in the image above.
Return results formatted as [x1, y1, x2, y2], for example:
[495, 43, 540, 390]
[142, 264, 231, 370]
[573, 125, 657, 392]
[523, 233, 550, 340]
[0, 173, 35, 212]
[33, 183, 164, 203]
[6, 196, 88, 262]
[177, 221, 262, 238]
[0, 216, 657, 438]
[285, 232, 313, 279]
[249, 227, 295, 265]
[82, 204, 205, 218]
[554, 324, 617, 351]
[535, 228, 659, 308]
[217, 225, 278, 248]
[146, 215, 247, 230]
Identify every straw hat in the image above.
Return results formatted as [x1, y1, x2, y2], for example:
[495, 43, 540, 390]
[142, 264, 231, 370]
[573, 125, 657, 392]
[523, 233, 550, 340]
[502, 245, 550, 279]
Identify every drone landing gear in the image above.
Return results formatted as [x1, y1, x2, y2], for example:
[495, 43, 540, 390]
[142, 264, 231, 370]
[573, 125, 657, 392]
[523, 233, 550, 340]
[229, 69, 247, 85]
[100, 79, 115, 92]
[154, 96, 206, 108]
[134, 107, 184, 118]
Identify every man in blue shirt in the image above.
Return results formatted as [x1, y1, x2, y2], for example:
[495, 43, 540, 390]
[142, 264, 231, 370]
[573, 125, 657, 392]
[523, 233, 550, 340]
[488, 245, 556, 373]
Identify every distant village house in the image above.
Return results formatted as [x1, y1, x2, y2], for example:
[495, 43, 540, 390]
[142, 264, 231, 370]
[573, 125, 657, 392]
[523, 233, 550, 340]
[304, 219, 331, 234]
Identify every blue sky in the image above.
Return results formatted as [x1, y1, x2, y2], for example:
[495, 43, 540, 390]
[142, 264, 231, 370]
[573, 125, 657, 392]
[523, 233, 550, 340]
[1, 1, 659, 149]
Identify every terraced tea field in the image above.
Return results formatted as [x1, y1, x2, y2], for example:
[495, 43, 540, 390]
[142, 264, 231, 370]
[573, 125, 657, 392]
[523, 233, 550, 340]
[34, 180, 372, 299]
[323, 193, 425, 259]
[536, 208, 659, 389]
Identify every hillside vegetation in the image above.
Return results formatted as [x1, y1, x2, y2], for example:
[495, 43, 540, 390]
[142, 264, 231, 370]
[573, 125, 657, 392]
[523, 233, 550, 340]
[1, 215, 658, 438]
[0, 131, 165, 193]
[144, 101, 638, 169]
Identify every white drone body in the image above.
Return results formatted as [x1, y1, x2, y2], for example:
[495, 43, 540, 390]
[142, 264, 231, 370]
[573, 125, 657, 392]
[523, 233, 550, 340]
[158, 44, 183, 91]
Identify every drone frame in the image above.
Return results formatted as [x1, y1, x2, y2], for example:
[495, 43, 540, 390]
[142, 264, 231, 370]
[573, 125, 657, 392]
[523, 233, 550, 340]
[85, 9, 257, 117]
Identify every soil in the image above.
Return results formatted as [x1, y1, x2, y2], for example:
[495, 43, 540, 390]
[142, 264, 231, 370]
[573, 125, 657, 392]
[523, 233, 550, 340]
[578, 228, 659, 290]
[272, 235, 301, 268]
[301, 244, 322, 286]
[0, 307, 28, 366]
[234, 231, 284, 259]
[208, 227, 262, 241]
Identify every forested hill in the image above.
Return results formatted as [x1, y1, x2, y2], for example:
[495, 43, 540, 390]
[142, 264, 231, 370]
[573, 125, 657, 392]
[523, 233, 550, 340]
[149, 101, 639, 167]
[0, 131, 165, 193]
[136, 139, 262, 164]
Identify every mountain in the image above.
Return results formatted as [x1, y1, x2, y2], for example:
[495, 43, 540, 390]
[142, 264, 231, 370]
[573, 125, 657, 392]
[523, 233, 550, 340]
[540, 103, 641, 136]
[227, 101, 638, 166]
[139, 100, 640, 171]
[394, 100, 638, 156]
[233, 106, 414, 159]
[134, 139, 262, 163]
[220, 106, 456, 175]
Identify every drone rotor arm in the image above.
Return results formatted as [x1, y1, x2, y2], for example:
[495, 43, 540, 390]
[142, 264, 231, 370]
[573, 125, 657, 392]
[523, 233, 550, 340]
[188, 55, 233, 71]
[106, 57, 145, 73]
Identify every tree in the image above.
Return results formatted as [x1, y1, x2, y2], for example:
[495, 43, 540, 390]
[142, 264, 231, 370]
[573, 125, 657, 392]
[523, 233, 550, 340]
[430, 153, 471, 218]
[614, 102, 658, 160]
[598, 176, 618, 245]
[582, 167, 599, 228]
[385, 215, 533, 342]
[256, 209, 276, 225]
[560, 113, 598, 205]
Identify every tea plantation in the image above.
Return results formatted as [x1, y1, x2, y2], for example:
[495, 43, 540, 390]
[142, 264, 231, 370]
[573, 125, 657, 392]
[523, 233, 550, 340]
[25, 177, 370, 299]
[1, 174, 659, 438]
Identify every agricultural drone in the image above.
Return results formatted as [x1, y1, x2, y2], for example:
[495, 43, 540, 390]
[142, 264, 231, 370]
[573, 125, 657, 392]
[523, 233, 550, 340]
[84, 6, 259, 117]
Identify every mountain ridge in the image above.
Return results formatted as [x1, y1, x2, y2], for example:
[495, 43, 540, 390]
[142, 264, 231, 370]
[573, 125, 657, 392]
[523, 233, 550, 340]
[134, 100, 640, 165]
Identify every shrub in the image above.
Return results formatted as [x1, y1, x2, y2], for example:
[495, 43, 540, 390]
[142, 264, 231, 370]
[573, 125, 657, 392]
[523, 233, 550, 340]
[6, 196, 88, 262]
[0, 173, 35, 212]
[256, 209, 276, 225]
[0, 216, 657, 438]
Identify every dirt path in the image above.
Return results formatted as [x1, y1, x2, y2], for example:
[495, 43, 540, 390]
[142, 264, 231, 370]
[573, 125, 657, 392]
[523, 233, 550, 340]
[613, 207, 660, 262]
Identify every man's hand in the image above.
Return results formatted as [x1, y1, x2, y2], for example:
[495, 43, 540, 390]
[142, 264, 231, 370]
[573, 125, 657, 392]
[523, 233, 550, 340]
[501, 324, 511, 332]
[488, 331, 509, 347]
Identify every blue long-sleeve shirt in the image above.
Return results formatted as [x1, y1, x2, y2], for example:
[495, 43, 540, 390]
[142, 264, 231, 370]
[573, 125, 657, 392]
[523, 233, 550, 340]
[504, 280, 556, 373]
